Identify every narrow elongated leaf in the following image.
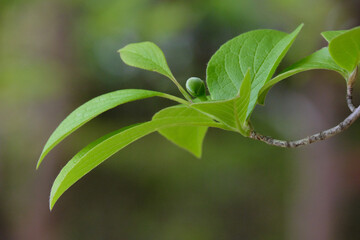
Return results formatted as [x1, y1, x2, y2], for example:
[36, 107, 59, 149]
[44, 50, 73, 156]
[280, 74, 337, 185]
[154, 106, 209, 158]
[192, 71, 252, 136]
[321, 30, 347, 42]
[329, 26, 360, 72]
[119, 42, 175, 80]
[49, 106, 222, 209]
[206, 24, 303, 118]
[258, 47, 348, 104]
[37, 89, 188, 168]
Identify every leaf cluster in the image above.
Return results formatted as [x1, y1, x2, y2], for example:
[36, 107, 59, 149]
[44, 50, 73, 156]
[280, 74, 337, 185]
[37, 24, 360, 209]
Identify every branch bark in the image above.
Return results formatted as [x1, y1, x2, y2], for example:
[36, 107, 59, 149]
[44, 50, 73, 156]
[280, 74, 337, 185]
[250, 67, 359, 148]
[346, 67, 358, 112]
[250, 103, 360, 148]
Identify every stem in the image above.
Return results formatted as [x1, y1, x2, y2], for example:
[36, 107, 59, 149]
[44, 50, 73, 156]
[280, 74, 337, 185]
[249, 104, 360, 147]
[250, 66, 360, 148]
[347, 84, 356, 112]
[171, 77, 193, 103]
[346, 67, 358, 112]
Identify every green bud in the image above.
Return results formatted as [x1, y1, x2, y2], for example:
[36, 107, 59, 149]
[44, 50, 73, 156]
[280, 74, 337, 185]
[186, 77, 206, 98]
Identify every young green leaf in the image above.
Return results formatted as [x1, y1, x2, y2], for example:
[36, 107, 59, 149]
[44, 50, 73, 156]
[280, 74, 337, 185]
[329, 26, 360, 72]
[154, 105, 210, 158]
[49, 106, 223, 210]
[258, 47, 348, 104]
[37, 89, 188, 169]
[119, 42, 175, 80]
[321, 30, 347, 42]
[192, 70, 252, 136]
[118, 42, 192, 101]
[206, 24, 303, 118]
[157, 126, 208, 158]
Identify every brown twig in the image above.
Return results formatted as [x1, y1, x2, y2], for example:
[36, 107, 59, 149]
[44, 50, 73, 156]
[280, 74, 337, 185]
[249, 104, 360, 147]
[250, 67, 360, 148]
[346, 67, 358, 112]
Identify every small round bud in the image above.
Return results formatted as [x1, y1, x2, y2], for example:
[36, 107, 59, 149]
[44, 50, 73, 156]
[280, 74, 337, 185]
[186, 77, 206, 98]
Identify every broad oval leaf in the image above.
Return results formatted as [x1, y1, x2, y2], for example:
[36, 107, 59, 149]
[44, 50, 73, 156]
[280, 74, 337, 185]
[118, 42, 192, 101]
[206, 24, 303, 118]
[37, 89, 188, 168]
[119, 41, 175, 80]
[329, 26, 360, 72]
[49, 106, 223, 209]
[192, 70, 252, 136]
[258, 47, 348, 104]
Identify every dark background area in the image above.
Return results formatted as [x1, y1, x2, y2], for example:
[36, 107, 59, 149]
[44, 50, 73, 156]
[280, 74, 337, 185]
[1, 0, 360, 239]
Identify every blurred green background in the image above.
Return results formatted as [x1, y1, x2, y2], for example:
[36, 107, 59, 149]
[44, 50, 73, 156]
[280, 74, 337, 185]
[1, 0, 360, 239]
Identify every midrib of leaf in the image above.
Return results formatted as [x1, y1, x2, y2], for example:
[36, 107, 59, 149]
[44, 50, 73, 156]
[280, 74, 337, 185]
[225, 62, 239, 90]
[249, 39, 277, 99]
[246, 38, 282, 115]
[238, 37, 252, 78]
[253, 37, 272, 74]
[222, 34, 280, 117]
[247, 25, 303, 115]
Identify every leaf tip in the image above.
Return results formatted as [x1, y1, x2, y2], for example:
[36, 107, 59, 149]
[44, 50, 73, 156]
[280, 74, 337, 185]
[36, 154, 45, 170]
[49, 198, 55, 211]
[49, 184, 59, 211]
[293, 23, 304, 34]
[193, 150, 202, 159]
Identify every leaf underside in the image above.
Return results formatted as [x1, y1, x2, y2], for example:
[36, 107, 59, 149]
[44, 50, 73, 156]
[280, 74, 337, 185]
[328, 26, 360, 72]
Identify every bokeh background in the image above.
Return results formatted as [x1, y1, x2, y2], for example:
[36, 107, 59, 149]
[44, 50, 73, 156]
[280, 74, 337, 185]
[1, 0, 360, 239]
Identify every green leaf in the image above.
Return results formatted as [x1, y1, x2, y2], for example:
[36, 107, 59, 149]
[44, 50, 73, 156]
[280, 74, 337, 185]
[206, 24, 303, 118]
[153, 106, 208, 158]
[321, 30, 347, 42]
[118, 42, 192, 101]
[329, 26, 360, 72]
[119, 41, 175, 80]
[157, 126, 207, 158]
[191, 70, 252, 136]
[49, 106, 222, 209]
[258, 47, 348, 104]
[37, 89, 188, 168]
